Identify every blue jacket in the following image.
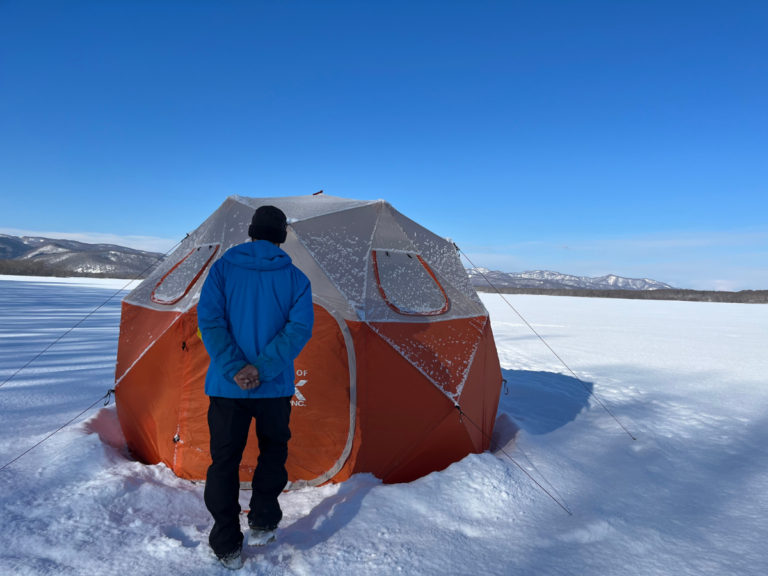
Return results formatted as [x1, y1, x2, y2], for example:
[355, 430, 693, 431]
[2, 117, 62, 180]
[197, 240, 314, 399]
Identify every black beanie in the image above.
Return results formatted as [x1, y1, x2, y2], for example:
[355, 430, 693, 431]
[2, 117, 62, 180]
[248, 206, 288, 244]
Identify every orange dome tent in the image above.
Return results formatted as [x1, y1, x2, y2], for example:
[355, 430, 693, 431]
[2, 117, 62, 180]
[114, 194, 503, 488]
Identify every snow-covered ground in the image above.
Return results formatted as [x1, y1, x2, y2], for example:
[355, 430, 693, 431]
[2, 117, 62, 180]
[1, 275, 767, 575]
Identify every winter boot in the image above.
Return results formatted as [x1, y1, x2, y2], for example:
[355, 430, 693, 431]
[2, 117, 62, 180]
[248, 526, 277, 547]
[217, 547, 244, 570]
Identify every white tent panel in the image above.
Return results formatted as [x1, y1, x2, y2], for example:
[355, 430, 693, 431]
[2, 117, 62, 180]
[291, 204, 380, 317]
[392, 208, 485, 310]
[123, 194, 486, 328]
[233, 194, 378, 222]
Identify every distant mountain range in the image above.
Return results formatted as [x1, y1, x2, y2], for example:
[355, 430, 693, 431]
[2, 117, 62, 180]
[466, 268, 675, 291]
[0, 234, 164, 278]
[0, 233, 675, 290]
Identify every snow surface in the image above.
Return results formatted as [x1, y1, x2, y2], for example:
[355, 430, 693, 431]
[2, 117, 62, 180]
[1, 276, 767, 575]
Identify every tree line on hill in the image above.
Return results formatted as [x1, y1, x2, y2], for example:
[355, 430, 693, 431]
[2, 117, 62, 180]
[0, 234, 164, 279]
[0, 258, 143, 279]
[474, 286, 768, 304]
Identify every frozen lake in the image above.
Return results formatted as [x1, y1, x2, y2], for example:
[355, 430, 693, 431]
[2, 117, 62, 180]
[1, 276, 766, 575]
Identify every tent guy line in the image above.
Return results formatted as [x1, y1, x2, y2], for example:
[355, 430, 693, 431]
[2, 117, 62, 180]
[456, 246, 638, 441]
[0, 383, 577, 518]
[0, 238, 184, 390]
[0, 389, 115, 472]
[455, 404, 573, 516]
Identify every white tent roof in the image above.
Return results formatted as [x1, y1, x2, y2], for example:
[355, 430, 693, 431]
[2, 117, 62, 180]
[124, 194, 486, 324]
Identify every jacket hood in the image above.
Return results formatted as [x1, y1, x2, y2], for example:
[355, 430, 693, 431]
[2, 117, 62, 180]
[222, 240, 292, 271]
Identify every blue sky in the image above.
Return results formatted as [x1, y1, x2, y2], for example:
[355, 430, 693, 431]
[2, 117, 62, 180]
[1, 1, 766, 290]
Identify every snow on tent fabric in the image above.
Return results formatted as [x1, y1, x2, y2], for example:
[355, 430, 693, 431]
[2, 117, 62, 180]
[114, 194, 504, 488]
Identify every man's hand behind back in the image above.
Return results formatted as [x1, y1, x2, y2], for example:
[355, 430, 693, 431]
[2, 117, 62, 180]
[234, 364, 260, 390]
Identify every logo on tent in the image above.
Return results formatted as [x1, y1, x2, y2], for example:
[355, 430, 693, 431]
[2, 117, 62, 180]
[292, 379, 307, 407]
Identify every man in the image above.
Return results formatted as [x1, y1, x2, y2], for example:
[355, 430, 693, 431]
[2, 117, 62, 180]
[197, 206, 314, 570]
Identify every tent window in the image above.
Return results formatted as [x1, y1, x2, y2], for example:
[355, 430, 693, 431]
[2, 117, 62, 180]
[372, 250, 449, 316]
[151, 244, 220, 305]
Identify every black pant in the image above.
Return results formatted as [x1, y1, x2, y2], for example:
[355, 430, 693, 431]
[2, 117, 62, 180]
[204, 396, 292, 557]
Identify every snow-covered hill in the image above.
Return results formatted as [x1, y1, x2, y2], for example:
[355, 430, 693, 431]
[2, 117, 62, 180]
[0, 234, 164, 277]
[467, 268, 674, 290]
[0, 276, 766, 575]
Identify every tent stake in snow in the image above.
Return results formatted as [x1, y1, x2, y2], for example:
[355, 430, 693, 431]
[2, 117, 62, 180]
[456, 245, 637, 441]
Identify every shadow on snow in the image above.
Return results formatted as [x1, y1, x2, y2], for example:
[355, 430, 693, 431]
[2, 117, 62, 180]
[492, 369, 593, 448]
